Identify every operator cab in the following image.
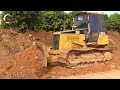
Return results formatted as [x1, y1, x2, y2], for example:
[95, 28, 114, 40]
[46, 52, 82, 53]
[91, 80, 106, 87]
[73, 12, 108, 42]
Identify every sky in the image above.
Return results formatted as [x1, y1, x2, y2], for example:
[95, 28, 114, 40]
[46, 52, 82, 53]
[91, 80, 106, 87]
[64, 11, 120, 16]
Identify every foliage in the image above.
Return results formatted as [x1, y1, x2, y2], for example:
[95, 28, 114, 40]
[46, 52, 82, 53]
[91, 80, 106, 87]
[106, 13, 120, 32]
[1, 11, 40, 32]
[39, 11, 65, 31]
[0, 11, 81, 32]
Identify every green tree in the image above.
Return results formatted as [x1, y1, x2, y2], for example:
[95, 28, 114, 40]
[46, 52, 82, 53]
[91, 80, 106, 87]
[39, 11, 65, 31]
[106, 13, 120, 32]
[0, 11, 82, 32]
[1, 11, 41, 32]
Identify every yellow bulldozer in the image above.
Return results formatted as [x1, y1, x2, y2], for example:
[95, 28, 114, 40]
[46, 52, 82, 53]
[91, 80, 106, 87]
[43, 12, 112, 67]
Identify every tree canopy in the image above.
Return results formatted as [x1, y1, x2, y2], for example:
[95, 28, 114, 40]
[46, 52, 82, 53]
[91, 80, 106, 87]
[106, 13, 120, 32]
[1, 11, 80, 32]
[1, 11, 120, 33]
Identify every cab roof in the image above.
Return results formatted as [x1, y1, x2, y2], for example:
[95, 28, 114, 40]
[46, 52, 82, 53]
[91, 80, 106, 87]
[74, 11, 105, 16]
[53, 29, 84, 34]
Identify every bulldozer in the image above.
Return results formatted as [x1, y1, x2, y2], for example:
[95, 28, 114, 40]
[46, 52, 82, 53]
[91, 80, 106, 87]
[43, 12, 112, 67]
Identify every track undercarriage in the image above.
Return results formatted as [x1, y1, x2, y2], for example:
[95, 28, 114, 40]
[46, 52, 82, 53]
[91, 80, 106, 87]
[56, 48, 112, 67]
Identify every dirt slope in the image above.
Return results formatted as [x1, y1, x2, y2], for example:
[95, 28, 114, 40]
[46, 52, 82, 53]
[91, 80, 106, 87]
[0, 29, 53, 79]
[0, 46, 47, 79]
[108, 30, 120, 49]
[0, 29, 53, 60]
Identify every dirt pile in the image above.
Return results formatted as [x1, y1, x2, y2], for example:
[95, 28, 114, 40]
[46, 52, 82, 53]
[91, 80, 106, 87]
[0, 29, 32, 60]
[108, 30, 120, 49]
[24, 30, 53, 47]
[0, 29, 53, 61]
[0, 45, 47, 79]
[0, 29, 53, 79]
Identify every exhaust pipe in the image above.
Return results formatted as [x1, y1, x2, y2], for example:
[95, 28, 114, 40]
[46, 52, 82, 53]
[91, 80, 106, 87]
[63, 20, 66, 31]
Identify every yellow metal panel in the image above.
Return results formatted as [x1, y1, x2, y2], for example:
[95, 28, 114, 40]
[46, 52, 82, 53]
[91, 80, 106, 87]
[80, 34, 85, 41]
[59, 34, 85, 50]
[48, 50, 59, 63]
[97, 35, 109, 45]
[63, 41, 72, 49]
[48, 33, 86, 63]
[48, 50, 59, 54]
[47, 55, 58, 63]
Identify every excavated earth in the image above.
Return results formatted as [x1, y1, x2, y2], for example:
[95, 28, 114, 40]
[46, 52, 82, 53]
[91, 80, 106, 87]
[0, 46, 46, 79]
[0, 29, 120, 79]
[0, 29, 53, 79]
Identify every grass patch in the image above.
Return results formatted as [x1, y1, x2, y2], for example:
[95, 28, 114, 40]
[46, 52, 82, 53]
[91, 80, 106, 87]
[108, 44, 117, 49]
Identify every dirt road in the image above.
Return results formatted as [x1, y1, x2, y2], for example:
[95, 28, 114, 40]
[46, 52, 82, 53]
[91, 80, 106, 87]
[58, 69, 120, 79]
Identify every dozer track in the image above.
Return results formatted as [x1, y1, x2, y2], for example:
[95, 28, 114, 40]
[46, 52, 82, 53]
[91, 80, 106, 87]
[58, 48, 112, 68]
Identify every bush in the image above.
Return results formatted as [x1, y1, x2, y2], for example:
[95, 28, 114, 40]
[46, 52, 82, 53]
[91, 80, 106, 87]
[0, 11, 81, 32]
[106, 13, 120, 32]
